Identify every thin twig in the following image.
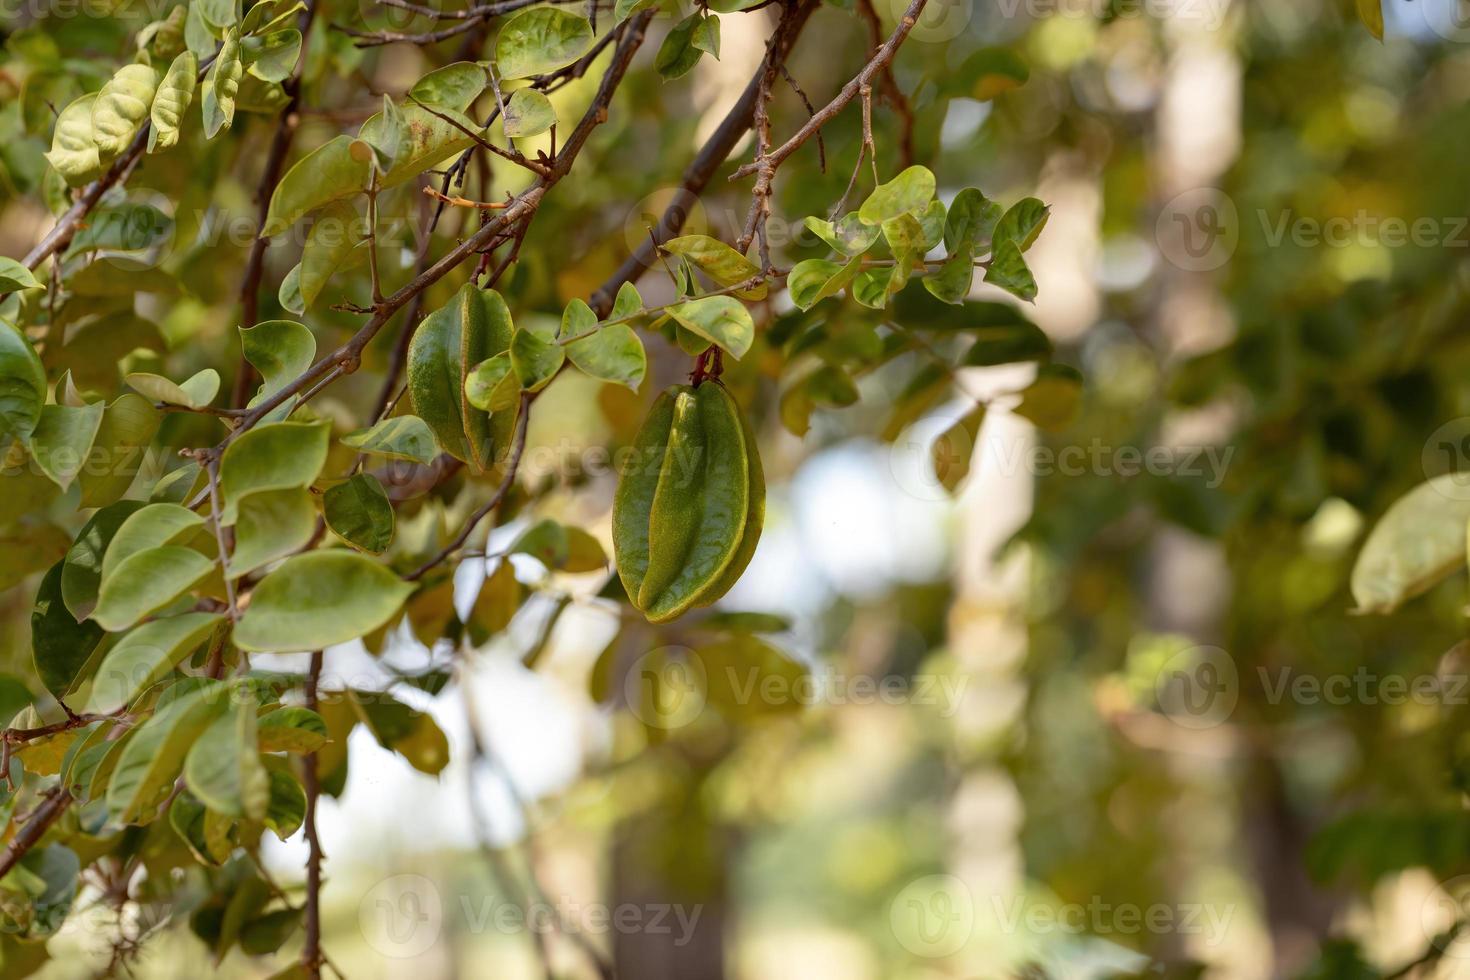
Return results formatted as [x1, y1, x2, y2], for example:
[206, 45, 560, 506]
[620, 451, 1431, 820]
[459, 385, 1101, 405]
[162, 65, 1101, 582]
[302, 649, 325, 978]
[729, 0, 928, 180]
[406, 392, 532, 581]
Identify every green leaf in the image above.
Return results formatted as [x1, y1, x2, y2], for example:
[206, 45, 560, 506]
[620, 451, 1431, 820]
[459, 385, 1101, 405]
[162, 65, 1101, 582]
[0, 322, 46, 448]
[233, 551, 414, 653]
[1357, 0, 1384, 39]
[931, 406, 985, 495]
[779, 364, 859, 436]
[566, 324, 646, 391]
[1012, 364, 1081, 431]
[101, 503, 204, 583]
[661, 236, 765, 299]
[468, 559, 521, 644]
[984, 240, 1038, 302]
[262, 764, 307, 838]
[341, 415, 440, 464]
[408, 284, 515, 471]
[32, 561, 104, 701]
[804, 213, 882, 256]
[922, 247, 975, 304]
[45, 94, 102, 186]
[692, 12, 721, 57]
[993, 198, 1050, 252]
[357, 93, 406, 173]
[62, 501, 146, 621]
[1351, 475, 1470, 614]
[465, 352, 519, 412]
[91, 546, 213, 631]
[858, 166, 936, 226]
[84, 612, 223, 714]
[496, 8, 594, 80]
[324, 474, 394, 554]
[851, 266, 895, 309]
[696, 634, 806, 721]
[201, 29, 243, 139]
[502, 88, 556, 139]
[239, 320, 315, 403]
[243, 28, 301, 83]
[92, 64, 159, 156]
[611, 282, 643, 319]
[962, 319, 1052, 366]
[262, 136, 364, 236]
[349, 689, 449, 775]
[107, 680, 227, 824]
[409, 62, 488, 110]
[149, 51, 197, 152]
[667, 296, 755, 359]
[229, 487, 317, 579]
[955, 47, 1030, 101]
[185, 701, 269, 820]
[0, 257, 40, 296]
[257, 706, 327, 753]
[30, 402, 105, 491]
[945, 187, 1002, 252]
[655, 12, 710, 80]
[77, 394, 161, 508]
[66, 203, 173, 254]
[787, 257, 859, 311]
[125, 368, 221, 409]
[614, 0, 656, 22]
[218, 419, 330, 524]
[510, 327, 566, 392]
[561, 298, 598, 338]
[299, 201, 363, 309]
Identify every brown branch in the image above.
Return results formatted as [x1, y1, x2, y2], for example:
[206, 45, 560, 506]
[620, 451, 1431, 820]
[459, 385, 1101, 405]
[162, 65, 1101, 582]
[406, 96, 551, 176]
[301, 649, 325, 978]
[233, 0, 320, 408]
[2, 712, 115, 745]
[335, 0, 572, 48]
[729, 0, 927, 180]
[587, 0, 816, 315]
[0, 788, 71, 879]
[856, 0, 913, 167]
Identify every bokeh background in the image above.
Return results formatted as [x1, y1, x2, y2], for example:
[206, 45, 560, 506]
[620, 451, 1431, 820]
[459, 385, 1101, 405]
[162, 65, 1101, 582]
[10, 0, 1470, 976]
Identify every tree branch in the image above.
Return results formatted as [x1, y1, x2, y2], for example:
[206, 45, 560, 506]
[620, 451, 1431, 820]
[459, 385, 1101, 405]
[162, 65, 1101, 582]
[588, 0, 816, 315]
[301, 649, 325, 978]
[729, 0, 927, 180]
[233, 0, 321, 408]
